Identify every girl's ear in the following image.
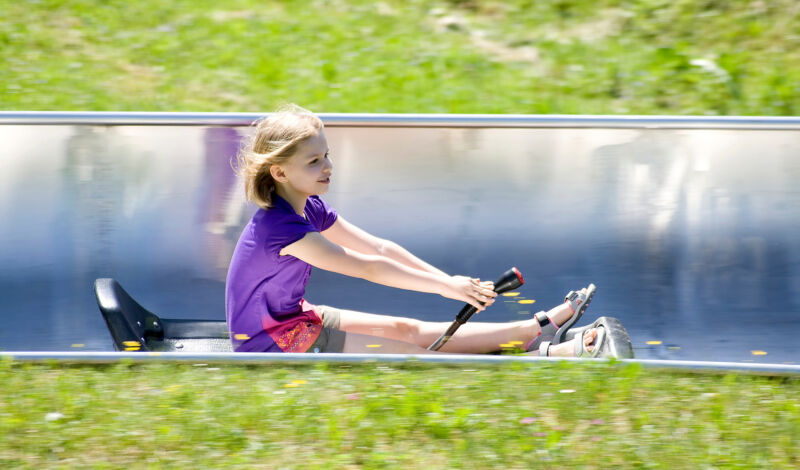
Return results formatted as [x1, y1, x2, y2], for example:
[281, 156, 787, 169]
[270, 164, 288, 183]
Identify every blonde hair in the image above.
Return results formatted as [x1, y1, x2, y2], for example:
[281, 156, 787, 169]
[236, 104, 324, 209]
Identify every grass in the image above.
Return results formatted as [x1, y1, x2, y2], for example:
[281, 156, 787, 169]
[1, 0, 798, 115]
[3, 1, 800, 467]
[1, 359, 799, 468]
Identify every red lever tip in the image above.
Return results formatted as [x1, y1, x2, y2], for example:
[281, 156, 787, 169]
[512, 267, 525, 285]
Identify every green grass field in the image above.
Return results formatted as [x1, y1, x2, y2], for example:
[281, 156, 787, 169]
[2, 0, 798, 115]
[2, 0, 799, 467]
[1, 360, 799, 468]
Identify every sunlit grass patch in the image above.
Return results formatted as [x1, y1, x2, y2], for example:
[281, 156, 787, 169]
[1, 360, 797, 467]
[1, 0, 798, 115]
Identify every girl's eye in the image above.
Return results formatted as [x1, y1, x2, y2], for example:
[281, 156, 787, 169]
[309, 159, 318, 165]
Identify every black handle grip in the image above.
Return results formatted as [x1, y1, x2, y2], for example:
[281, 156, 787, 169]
[427, 268, 525, 351]
[454, 267, 525, 325]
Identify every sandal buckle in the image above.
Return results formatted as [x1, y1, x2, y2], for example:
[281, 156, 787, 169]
[566, 291, 579, 302]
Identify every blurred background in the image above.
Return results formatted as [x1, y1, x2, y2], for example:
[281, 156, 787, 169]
[1, 0, 799, 362]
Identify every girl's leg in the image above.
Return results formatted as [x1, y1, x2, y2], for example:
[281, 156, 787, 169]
[337, 298, 582, 354]
[340, 331, 449, 354]
[339, 321, 598, 357]
[340, 311, 532, 353]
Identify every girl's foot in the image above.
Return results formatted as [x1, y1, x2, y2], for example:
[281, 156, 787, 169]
[545, 329, 598, 357]
[546, 287, 591, 329]
[526, 285, 595, 351]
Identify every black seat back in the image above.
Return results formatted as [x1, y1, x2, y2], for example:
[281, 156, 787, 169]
[94, 278, 232, 352]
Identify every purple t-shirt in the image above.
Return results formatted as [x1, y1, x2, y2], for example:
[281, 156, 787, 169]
[225, 194, 338, 352]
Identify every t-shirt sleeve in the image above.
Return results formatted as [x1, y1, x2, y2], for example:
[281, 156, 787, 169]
[260, 213, 317, 258]
[306, 196, 339, 232]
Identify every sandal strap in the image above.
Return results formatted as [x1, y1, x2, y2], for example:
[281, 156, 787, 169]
[565, 289, 583, 305]
[565, 290, 579, 302]
[539, 341, 552, 357]
[574, 335, 586, 357]
[534, 311, 551, 328]
[564, 290, 585, 315]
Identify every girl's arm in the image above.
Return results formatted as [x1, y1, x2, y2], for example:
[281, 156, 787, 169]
[281, 231, 495, 311]
[322, 216, 448, 276]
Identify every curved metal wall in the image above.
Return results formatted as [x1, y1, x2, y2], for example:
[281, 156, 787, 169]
[0, 114, 798, 363]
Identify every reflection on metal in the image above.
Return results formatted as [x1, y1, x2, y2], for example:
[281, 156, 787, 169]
[0, 114, 799, 364]
[2, 351, 800, 376]
[2, 111, 800, 129]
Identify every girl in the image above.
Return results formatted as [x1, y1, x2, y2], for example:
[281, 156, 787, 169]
[226, 105, 600, 356]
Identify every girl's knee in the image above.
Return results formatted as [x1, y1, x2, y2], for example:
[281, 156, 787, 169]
[392, 317, 423, 342]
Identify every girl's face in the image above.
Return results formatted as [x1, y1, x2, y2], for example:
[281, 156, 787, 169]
[279, 130, 333, 196]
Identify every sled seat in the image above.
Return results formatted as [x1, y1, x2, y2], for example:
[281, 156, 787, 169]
[94, 278, 232, 352]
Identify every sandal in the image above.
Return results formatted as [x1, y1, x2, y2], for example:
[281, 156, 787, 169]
[564, 316, 635, 359]
[574, 326, 606, 358]
[526, 284, 596, 352]
[535, 327, 604, 357]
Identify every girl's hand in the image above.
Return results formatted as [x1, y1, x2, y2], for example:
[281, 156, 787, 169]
[439, 276, 497, 311]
